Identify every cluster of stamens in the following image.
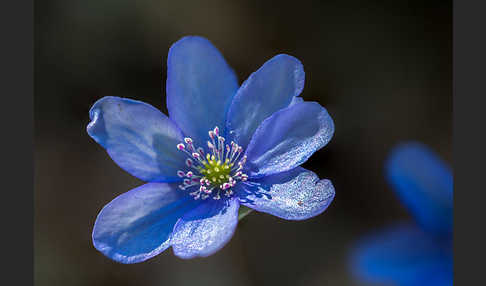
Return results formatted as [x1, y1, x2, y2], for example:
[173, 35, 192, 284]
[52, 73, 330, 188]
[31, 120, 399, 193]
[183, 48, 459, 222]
[176, 126, 248, 200]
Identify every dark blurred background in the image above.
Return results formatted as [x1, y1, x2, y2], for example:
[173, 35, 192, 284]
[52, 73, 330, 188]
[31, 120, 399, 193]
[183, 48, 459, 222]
[35, 0, 451, 285]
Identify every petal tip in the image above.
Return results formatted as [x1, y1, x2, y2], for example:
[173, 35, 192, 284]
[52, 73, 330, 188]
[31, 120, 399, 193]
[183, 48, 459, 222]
[291, 177, 335, 221]
[167, 36, 223, 63]
[86, 97, 112, 146]
[170, 199, 239, 259]
[317, 178, 336, 204]
[269, 53, 305, 96]
[166, 35, 238, 142]
[86, 107, 100, 135]
[90, 183, 191, 263]
[171, 35, 212, 47]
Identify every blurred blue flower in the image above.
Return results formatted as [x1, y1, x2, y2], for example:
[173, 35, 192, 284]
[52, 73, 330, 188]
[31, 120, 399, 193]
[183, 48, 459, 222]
[88, 36, 335, 262]
[350, 142, 453, 285]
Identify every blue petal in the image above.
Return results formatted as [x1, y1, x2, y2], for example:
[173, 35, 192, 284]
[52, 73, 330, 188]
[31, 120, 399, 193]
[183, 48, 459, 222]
[166, 36, 239, 145]
[289, 96, 304, 106]
[237, 167, 335, 220]
[350, 224, 453, 286]
[226, 54, 305, 148]
[87, 96, 187, 182]
[92, 183, 199, 264]
[170, 198, 239, 259]
[386, 142, 453, 235]
[244, 101, 334, 178]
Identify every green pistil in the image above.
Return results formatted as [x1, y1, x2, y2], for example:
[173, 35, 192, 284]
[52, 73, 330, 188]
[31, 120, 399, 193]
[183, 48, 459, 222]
[198, 154, 233, 187]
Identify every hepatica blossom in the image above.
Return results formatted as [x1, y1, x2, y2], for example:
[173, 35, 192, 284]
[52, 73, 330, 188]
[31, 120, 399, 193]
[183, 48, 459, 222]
[87, 36, 335, 262]
[350, 142, 453, 286]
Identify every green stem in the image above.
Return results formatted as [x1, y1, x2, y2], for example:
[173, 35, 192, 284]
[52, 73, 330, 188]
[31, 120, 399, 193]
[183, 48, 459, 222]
[238, 205, 254, 221]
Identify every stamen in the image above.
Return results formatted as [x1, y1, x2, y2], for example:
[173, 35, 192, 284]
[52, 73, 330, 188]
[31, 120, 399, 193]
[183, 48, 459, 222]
[197, 147, 205, 157]
[185, 158, 193, 167]
[207, 141, 214, 149]
[175, 128, 248, 200]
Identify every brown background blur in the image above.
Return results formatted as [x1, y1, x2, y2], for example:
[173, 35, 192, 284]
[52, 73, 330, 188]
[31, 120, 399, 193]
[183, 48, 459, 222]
[35, 0, 451, 285]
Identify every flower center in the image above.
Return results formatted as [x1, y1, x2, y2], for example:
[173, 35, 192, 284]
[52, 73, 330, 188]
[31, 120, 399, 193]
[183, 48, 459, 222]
[199, 155, 232, 186]
[176, 126, 248, 200]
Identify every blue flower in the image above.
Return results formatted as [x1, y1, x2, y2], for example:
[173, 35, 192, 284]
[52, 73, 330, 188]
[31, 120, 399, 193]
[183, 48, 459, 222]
[88, 36, 335, 262]
[350, 142, 453, 286]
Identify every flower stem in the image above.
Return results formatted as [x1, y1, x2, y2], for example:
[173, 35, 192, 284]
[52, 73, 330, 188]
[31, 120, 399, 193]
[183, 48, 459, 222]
[238, 205, 254, 221]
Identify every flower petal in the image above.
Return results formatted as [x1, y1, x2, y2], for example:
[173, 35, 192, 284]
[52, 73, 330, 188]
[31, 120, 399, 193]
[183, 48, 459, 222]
[170, 198, 239, 259]
[237, 167, 334, 220]
[87, 96, 187, 182]
[386, 142, 453, 235]
[166, 36, 239, 145]
[289, 96, 304, 106]
[226, 54, 305, 148]
[244, 101, 334, 178]
[92, 183, 199, 264]
[350, 224, 452, 286]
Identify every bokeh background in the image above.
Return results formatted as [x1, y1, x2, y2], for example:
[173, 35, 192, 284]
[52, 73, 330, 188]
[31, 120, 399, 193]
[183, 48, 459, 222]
[35, 0, 451, 285]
